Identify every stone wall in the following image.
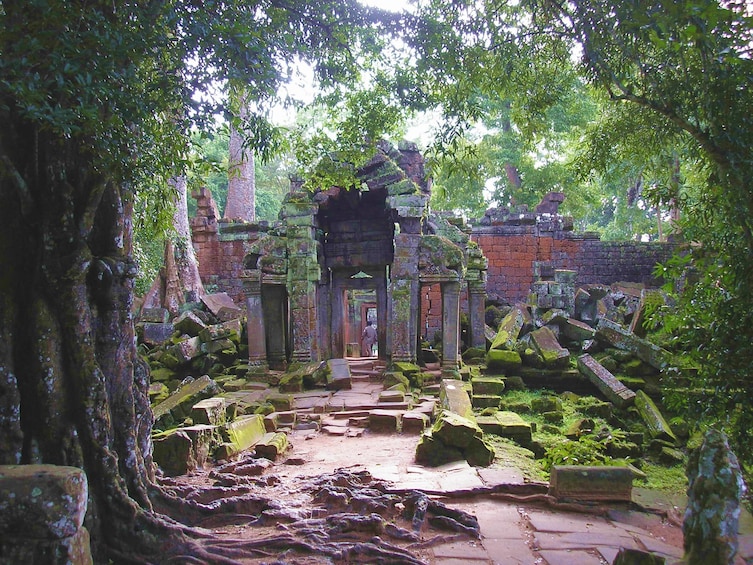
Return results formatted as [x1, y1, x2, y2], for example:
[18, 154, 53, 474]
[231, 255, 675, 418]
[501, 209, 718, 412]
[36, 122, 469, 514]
[191, 186, 265, 305]
[471, 214, 676, 305]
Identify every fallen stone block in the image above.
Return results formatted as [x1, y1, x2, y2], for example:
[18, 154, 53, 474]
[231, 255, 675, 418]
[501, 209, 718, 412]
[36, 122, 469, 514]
[596, 318, 669, 370]
[379, 389, 405, 403]
[266, 393, 294, 412]
[191, 397, 227, 426]
[415, 432, 465, 467]
[198, 318, 243, 344]
[477, 411, 532, 444]
[471, 376, 506, 396]
[326, 358, 352, 390]
[561, 318, 596, 342]
[369, 409, 403, 433]
[152, 375, 220, 430]
[173, 310, 207, 337]
[203, 338, 237, 354]
[217, 414, 267, 459]
[529, 326, 570, 368]
[255, 432, 289, 461]
[472, 394, 501, 409]
[490, 305, 527, 351]
[168, 336, 204, 364]
[140, 322, 174, 346]
[464, 435, 495, 467]
[202, 292, 242, 319]
[486, 348, 523, 371]
[1, 527, 92, 565]
[548, 465, 633, 502]
[439, 379, 474, 419]
[635, 390, 677, 443]
[577, 354, 636, 408]
[431, 411, 482, 449]
[153, 425, 214, 476]
[401, 412, 430, 434]
[140, 307, 170, 323]
[0, 465, 88, 539]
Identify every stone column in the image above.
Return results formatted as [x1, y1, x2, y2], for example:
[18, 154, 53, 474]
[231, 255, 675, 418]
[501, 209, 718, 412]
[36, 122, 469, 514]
[466, 244, 488, 350]
[284, 199, 321, 363]
[467, 276, 487, 349]
[389, 233, 420, 363]
[243, 272, 267, 369]
[441, 280, 461, 377]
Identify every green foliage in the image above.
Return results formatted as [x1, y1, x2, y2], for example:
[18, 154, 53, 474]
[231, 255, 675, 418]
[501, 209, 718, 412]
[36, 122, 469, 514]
[540, 436, 611, 472]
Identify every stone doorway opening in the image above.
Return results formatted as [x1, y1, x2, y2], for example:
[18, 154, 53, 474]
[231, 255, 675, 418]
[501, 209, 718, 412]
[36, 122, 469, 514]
[331, 268, 387, 360]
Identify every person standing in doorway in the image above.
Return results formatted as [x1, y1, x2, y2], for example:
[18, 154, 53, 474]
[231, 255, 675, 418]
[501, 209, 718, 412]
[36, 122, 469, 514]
[361, 320, 377, 357]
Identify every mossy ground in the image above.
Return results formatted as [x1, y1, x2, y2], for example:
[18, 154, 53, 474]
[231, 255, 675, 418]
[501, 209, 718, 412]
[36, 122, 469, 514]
[477, 388, 689, 494]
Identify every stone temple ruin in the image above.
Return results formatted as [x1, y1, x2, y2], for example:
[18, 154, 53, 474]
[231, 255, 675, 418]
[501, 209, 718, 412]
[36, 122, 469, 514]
[190, 140, 674, 373]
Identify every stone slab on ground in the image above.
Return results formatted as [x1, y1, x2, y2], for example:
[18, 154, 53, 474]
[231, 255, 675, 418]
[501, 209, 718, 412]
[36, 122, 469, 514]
[549, 465, 633, 503]
[537, 549, 605, 565]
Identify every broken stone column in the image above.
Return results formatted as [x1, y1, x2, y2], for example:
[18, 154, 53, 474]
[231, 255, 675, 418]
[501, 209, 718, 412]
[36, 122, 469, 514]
[466, 245, 488, 349]
[0, 465, 92, 564]
[683, 428, 745, 565]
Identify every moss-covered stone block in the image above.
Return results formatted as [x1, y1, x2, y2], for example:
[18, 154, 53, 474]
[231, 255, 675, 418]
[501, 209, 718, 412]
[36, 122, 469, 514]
[464, 435, 495, 467]
[217, 414, 266, 459]
[486, 348, 522, 371]
[431, 411, 482, 449]
[415, 432, 464, 467]
[152, 375, 220, 431]
[254, 432, 289, 461]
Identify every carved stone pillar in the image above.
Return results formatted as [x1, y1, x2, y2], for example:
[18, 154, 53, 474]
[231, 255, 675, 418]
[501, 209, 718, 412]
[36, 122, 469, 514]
[388, 233, 421, 364]
[441, 280, 461, 377]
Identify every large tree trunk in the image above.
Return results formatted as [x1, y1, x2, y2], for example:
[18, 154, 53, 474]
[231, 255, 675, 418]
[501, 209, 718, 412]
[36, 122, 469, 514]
[0, 120, 170, 559]
[142, 175, 205, 315]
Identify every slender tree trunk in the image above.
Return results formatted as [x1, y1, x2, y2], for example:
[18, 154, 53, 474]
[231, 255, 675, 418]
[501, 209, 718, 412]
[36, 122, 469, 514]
[225, 91, 256, 222]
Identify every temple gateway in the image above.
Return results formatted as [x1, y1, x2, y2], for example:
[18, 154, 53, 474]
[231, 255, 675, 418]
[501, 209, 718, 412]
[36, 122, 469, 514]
[240, 140, 487, 377]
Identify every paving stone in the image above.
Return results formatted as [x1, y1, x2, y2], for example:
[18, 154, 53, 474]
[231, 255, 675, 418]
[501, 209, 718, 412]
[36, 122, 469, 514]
[633, 533, 684, 558]
[537, 549, 604, 565]
[458, 500, 522, 539]
[527, 510, 614, 533]
[533, 531, 639, 551]
[322, 426, 348, 436]
[432, 541, 488, 559]
[432, 558, 488, 565]
[597, 546, 621, 564]
[477, 467, 525, 487]
[436, 467, 485, 491]
[482, 538, 534, 564]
